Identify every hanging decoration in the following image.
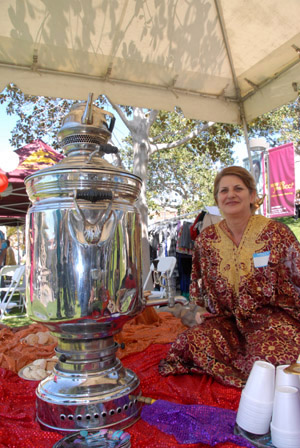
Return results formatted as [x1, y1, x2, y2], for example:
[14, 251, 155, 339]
[0, 173, 9, 193]
[0, 151, 20, 172]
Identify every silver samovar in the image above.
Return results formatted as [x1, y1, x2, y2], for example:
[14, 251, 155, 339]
[25, 94, 144, 434]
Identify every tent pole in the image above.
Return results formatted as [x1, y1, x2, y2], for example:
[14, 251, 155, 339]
[17, 224, 20, 264]
[215, 0, 255, 176]
[240, 106, 255, 177]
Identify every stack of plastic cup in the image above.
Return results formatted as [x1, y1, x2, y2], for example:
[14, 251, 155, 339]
[271, 385, 300, 448]
[275, 364, 300, 390]
[236, 360, 275, 435]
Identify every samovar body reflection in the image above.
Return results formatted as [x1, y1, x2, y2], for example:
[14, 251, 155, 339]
[25, 95, 144, 433]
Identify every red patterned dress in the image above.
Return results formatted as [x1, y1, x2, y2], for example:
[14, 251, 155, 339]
[159, 215, 300, 387]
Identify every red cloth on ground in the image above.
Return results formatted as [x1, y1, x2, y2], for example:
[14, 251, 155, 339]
[0, 344, 248, 448]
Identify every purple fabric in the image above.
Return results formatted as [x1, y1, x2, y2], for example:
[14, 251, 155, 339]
[141, 399, 255, 447]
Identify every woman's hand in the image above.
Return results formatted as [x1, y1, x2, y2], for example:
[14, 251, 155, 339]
[195, 311, 205, 325]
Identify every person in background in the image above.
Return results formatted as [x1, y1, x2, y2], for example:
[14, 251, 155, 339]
[159, 166, 300, 387]
[0, 231, 8, 268]
[294, 190, 300, 220]
[4, 239, 17, 265]
[252, 159, 261, 185]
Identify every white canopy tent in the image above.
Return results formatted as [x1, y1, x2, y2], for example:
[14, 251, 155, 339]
[1, 0, 300, 127]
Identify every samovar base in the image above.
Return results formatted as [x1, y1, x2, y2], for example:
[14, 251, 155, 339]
[36, 360, 142, 434]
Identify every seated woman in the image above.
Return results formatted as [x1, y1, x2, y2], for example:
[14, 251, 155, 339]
[159, 166, 300, 387]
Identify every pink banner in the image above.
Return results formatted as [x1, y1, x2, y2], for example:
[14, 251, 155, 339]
[268, 142, 295, 218]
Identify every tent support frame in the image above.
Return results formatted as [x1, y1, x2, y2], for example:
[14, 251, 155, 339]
[215, 0, 255, 175]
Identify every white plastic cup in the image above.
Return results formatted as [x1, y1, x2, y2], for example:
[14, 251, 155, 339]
[271, 386, 300, 448]
[236, 390, 273, 434]
[243, 360, 275, 402]
[275, 365, 300, 389]
[271, 427, 300, 448]
[236, 360, 275, 435]
[238, 391, 273, 414]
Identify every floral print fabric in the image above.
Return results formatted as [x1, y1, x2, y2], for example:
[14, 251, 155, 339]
[159, 215, 300, 387]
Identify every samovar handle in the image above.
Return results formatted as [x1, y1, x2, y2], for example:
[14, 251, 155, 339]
[86, 144, 118, 164]
[108, 116, 116, 132]
[76, 189, 112, 202]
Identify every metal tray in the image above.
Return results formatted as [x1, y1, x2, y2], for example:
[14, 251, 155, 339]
[52, 430, 131, 448]
[234, 424, 275, 447]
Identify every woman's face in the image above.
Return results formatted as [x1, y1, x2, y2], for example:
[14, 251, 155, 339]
[216, 175, 256, 219]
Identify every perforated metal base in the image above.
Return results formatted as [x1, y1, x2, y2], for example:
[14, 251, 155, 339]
[35, 334, 142, 434]
[36, 364, 141, 434]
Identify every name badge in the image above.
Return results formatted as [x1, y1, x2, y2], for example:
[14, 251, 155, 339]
[253, 251, 270, 268]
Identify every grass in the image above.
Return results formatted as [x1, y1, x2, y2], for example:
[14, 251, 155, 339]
[273, 216, 300, 241]
[1, 310, 33, 328]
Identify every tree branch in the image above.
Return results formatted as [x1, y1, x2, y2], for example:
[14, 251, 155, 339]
[106, 96, 131, 129]
[147, 109, 159, 129]
[111, 152, 125, 169]
[150, 123, 201, 143]
[149, 122, 214, 155]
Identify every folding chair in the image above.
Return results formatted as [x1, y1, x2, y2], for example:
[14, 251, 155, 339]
[144, 256, 188, 306]
[0, 265, 20, 291]
[143, 256, 177, 297]
[0, 265, 26, 318]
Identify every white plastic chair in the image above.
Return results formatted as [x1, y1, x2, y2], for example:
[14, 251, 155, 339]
[144, 256, 189, 306]
[143, 257, 176, 294]
[0, 265, 26, 317]
[0, 265, 20, 290]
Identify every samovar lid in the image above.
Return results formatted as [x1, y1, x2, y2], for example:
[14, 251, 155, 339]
[57, 93, 117, 155]
[25, 94, 142, 202]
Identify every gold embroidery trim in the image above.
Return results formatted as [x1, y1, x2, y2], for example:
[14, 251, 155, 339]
[214, 215, 268, 294]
